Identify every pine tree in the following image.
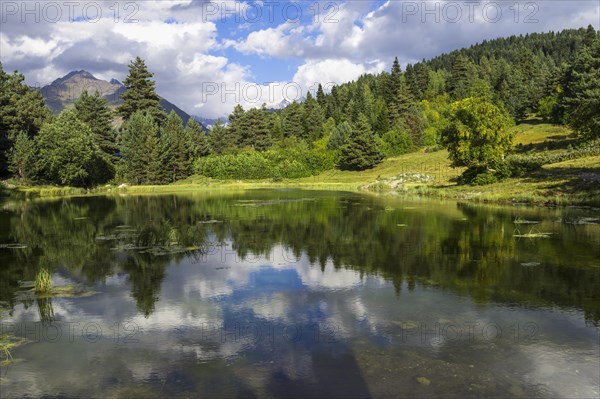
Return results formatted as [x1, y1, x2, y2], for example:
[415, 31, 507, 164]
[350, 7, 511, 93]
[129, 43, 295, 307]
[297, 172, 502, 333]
[207, 120, 229, 155]
[161, 111, 193, 182]
[316, 84, 327, 108]
[119, 110, 164, 184]
[227, 104, 245, 147]
[562, 37, 600, 140]
[74, 90, 117, 155]
[414, 62, 431, 98]
[185, 118, 210, 157]
[117, 57, 166, 125]
[234, 105, 273, 151]
[303, 92, 325, 141]
[384, 57, 403, 104]
[250, 105, 273, 151]
[373, 97, 390, 134]
[283, 101, 306, 138]
[389, 77, 415, 124]
[340, 113, 384, 170]
[270, 114, 284, 142]
[448, 55, 477, 100]
[357, 85, 375, 126]
[327, 121, 352, 151]
[404, 64, 422, 99]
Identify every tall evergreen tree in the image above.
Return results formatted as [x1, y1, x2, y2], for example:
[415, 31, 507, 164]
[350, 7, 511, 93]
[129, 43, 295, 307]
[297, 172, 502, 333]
[185, 118, 210, 157]
[162, 111, 193, 182]
[227, 104, 246, 147]
[270, 114, 285, 142]
[389, 77, 415, 124]
[327, 121, 352, 151]
[385, 57, 403, 104]
[207, 120, 229, 155]
[283, 101, 306, 138]
[340, 113, 384, 170]
[404, 64, 421, 99]
[316, 84, 327, 108]
[119, 111, 164, 184]
[303, 92, 325, 141]
[117, 57, 166, 124]
[448, 55, 477, 100]
[562, 37, 600, 140]
[74, 90, 117, 155]
[235, 105, 273, 151]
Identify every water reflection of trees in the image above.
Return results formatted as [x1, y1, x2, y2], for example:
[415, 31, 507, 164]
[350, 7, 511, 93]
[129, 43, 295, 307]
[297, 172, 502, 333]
[2, 192, 599, 323]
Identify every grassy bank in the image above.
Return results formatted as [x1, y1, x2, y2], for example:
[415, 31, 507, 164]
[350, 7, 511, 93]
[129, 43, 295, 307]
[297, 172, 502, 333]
[4, 121, 599, 207]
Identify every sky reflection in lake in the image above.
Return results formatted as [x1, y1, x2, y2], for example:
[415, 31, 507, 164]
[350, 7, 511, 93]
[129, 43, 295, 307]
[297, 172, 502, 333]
[0, 190, 598, 398]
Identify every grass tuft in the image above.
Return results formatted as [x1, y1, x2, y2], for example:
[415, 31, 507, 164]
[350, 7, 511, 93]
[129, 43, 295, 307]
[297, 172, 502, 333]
[34, 268, 53, 294]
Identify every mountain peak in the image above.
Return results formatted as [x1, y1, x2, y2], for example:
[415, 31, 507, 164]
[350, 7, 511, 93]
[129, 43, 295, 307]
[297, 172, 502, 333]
[38, 70, 193, 126]
[51, 70, 97, 86]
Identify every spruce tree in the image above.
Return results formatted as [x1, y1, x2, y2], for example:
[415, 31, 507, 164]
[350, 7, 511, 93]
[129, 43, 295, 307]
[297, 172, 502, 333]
[246, 105, 273, 151]
[389, 77, 415, 124]
[283, 101, 306, 138]
[227, 104, 246, 147]
[162, 111, 193, 182]
[208, 120, 229, 155]
[384, 57, 403, 104]
[340, 113, 384, 170]
[448, 55, 477, 100]
[316, 84, 327, 108]
[327, 121, 352, 151]
[119, 111, 164, 184]
[117, 57, 166, 125]
[562, 37, 600, 140]
[303, 92, 325, 141]
[74, 90, 117, 155]
[185, 118, 210, 157]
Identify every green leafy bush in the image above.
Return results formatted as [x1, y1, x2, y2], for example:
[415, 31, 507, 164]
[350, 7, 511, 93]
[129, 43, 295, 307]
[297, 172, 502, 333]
[194, 145, 336, 180]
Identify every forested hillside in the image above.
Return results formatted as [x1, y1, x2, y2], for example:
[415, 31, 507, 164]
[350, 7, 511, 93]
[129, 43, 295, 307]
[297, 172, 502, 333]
[1, 26, 598, 188]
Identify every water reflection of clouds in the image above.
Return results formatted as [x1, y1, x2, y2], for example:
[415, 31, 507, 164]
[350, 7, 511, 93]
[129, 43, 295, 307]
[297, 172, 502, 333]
[3, 243, 600, 399]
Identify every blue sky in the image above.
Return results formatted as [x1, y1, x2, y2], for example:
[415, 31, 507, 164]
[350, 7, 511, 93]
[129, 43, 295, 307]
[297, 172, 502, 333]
[1, 0, 598, 118]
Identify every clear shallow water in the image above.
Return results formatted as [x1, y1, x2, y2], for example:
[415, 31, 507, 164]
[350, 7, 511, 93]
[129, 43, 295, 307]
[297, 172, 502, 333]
[0, 189, 598, 399]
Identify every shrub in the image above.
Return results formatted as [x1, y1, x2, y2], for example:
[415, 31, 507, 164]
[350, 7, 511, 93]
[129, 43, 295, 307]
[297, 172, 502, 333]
[194, 145, 336, 180]
[470, 172, 498, 186]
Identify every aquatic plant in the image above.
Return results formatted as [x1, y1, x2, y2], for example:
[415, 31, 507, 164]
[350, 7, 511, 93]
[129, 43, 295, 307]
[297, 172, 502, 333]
[0, 338, 15, 365]
[34, 268, 53, 293]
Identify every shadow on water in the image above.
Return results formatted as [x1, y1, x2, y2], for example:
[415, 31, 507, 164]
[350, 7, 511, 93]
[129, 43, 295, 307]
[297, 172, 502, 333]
[266, 350, 372, 399]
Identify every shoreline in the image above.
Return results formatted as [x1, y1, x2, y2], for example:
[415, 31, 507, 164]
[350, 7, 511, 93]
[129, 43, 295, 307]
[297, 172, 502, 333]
[3, 176, 599, 208]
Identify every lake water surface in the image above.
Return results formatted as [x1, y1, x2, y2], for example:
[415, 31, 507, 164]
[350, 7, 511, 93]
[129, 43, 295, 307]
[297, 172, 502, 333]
[0, 190, 599, 398]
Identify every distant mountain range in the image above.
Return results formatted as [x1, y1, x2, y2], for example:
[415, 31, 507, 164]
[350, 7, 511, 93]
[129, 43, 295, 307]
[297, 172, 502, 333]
[192, 116, 227, 129]
[36, 70, 198, 128]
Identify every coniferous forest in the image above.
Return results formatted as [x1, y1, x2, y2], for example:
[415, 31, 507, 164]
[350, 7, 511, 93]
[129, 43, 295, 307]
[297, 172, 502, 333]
[1, 26, 599, 188]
